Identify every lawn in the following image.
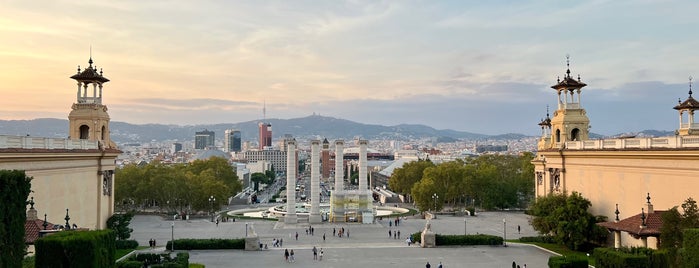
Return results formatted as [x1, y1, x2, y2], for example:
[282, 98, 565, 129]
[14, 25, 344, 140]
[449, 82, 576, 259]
[115, 246, 149, 260]
[514, 240, 596, 267]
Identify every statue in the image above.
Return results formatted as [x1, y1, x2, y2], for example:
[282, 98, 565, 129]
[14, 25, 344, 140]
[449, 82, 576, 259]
[424, 220, 432, 232]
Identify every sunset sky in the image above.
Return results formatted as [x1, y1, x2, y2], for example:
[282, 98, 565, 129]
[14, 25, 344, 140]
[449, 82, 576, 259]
[1, 1, 697, 135]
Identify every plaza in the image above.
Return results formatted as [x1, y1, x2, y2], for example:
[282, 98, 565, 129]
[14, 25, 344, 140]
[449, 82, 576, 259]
[129, 209, 557, 267]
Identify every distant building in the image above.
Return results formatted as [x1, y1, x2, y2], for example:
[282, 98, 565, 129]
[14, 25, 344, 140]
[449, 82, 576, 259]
[244, 149, 287, 172]
[224, 129, 241, 152]
[195, 129, 215, 149]
[258, 122, 272, 150]
[321, 138, 331, 178]
[171, 142, 182, 153]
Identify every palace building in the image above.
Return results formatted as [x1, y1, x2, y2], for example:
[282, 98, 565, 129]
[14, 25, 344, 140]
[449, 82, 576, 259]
[1, 56, 120, 236]
[532, 57, 699, 248]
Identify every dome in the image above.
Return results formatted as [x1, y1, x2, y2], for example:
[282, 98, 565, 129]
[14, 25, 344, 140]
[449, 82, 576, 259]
[192, 149, 230, 161]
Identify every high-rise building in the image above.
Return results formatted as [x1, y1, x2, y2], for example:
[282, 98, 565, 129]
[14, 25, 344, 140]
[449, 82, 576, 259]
[171, 142, 182, 153]
[258, 122, 272, 149]
[224, 129, 242, 152]
[195, 129, 215, 149]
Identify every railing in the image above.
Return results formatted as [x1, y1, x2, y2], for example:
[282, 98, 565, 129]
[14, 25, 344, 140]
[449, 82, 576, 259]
[0, 135, 98, 150]
[564, 136, 699, 150]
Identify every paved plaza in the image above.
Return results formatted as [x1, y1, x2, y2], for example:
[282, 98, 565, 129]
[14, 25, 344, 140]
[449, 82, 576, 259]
[130, 209, 555, 267]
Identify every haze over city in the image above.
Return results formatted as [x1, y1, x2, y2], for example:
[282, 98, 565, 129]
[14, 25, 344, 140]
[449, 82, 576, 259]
[1, 1, 697, 135]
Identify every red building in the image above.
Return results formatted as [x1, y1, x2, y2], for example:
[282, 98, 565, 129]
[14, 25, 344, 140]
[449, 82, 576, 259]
[258, 122, 272, 149]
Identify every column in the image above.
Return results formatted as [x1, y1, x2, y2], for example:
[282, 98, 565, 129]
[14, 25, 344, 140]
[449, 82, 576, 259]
[614, 230, 621, 249]
[359, 140, 368, 191]
[77, 82, 81, 101]
[285, 139, 297, 224]
[334, 140, 344, 191]
[310, 140, 321, 223]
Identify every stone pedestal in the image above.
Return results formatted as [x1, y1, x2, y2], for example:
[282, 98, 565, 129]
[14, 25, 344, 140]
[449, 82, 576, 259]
[421, 231, 436, 248]
[245, 236, 260, 251]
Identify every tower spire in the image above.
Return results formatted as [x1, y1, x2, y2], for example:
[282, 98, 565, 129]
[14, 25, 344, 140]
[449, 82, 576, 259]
[689, 76, 693, 96]
[263, 100, 267, 121]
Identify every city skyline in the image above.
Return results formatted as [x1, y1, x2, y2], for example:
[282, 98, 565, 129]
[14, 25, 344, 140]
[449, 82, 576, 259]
[1, 1, 698, 135]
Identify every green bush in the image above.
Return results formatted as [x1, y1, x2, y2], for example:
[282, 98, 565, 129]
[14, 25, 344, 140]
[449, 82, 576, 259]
[435, 234, 503, 246]
[190, 264, 206, 268]
[547, 255, 588, 268]
[683, 229, 699, 268]
[135, 253, 162, 265]
[0, 170, 32, 268]
[116, 260, 143, 268]
[115, 239, 139, 249]
[35, 229, 116, 268]
[166, 238, 245, 250]
[519, 236, 556, 243]
[594, 247, 671, 268]
[411, 232, 421, 244]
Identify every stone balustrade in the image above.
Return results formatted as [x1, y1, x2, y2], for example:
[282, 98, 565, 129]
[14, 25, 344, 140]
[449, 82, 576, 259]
[0, 135, 98, 150]
[562, 135, 699, 150]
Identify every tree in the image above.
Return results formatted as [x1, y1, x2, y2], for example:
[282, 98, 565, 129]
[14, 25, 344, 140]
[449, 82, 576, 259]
[251, 172, 267, 191]
[389, 159, 435, 197]
[106, 212, 134, 240]
[0, 170, 32, 267]
[529, 191, 607, 250]
[660, 198, 699, 251]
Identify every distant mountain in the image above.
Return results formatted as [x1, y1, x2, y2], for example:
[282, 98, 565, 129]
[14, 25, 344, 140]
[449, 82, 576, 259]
[0, 115, 676, 144]
[0, 115, 491, 143]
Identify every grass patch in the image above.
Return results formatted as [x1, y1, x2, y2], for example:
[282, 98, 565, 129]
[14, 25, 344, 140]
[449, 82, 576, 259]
[519, 241, 595, 267]
[115, 246, 149, 260]
[190, 263, 206, 268]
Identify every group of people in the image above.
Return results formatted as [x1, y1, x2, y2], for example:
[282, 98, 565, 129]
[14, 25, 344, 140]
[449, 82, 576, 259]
[271, 238, 284, 247]
[148, 238, 157, 248]
[332, 227, 349, 238]
[282, 246, 324, 263]
[312, 246, 324, 261]
[388, 229, 401, 239]
[425, 261, 443, 268]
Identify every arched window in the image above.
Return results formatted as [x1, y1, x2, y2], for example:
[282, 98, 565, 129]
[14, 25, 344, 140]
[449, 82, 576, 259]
[79, 125, 90, 139]
[555, 129, 561, 143]
[571, 128, 580, 141]
[101, 125, 106, 140]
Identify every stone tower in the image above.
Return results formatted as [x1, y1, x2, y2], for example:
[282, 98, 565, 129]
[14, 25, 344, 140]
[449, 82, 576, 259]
[542, 56, 590, 150]
[68, 56, 116, 149]
[674, 77, 699, 136]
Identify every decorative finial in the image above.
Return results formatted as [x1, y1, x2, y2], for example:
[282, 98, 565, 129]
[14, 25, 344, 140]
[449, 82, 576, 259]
[77, 65, 81, 73]
[641, 208, 646, 227]
[546, 105, 550, 117]
[557, 76, 560, 83]
[615, 204, 620, 221]
[578, 74, 581, 82]
[65, 208, 71, 229]
[88, 57, 93, 67]
[646, 193, 651, 204]
[29, 196, 35, 209]
[100, 68, 103, 76]
[679, 98, 682, 104]
[43, 213, 48, 230]
[566, 54, 571, 77]
[689, 76, 694, 96]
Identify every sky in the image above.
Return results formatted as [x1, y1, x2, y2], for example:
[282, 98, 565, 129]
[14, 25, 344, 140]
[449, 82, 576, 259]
[1, 0, 698, 136]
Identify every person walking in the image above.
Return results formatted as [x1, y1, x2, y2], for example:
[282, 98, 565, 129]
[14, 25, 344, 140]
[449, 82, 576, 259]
[438, 261, 443, 268]
[518, 225, 521, 234]
[397, 230, 401, 239]
[389, 229, 392, 238]
[295, 232, 299, 240]
[319, 248, 323, 261]
[284, 249, 289, 262]
[323, 233, 326, 241]
[290, 249, 295, 262]
[312, 246, 318, 260]
[426, 261, 431, 268]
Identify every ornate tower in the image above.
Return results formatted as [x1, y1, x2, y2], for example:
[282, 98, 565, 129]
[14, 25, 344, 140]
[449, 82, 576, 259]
[545, 56, 590, 150]
[537, 106, 552, 150]
[674, 77, 699, 136]
[68, 56, 116, 149]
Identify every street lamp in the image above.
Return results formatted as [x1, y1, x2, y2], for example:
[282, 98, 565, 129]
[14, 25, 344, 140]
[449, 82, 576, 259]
[171, 214, 176, 252]
[432, 193, 438, 212]
[503, 218, 507, 247]
[208, 195, 216, 222]
[464, 218, 467, 235]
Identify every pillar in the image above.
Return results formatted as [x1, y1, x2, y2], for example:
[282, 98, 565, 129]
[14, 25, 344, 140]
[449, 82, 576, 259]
[334, 140, 344, 191]
[614, 231, 621, 249]
[285, 139, 297, 224]
[309, 140, 321, 223]
[359, 140, 368, 191]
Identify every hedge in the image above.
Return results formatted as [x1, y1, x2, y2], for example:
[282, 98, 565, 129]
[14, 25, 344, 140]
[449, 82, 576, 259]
[548, 256, 588, 268]
[115, 260, 142, 268]
[435, 234, 503, 246]
[408, 232, 502, 246]
[115, 239, 139, 249]
[35, 229, 116, 268]
[593, 247, 670, 268]
[120, 252, 189, 268]
[166, 238, 245, 250]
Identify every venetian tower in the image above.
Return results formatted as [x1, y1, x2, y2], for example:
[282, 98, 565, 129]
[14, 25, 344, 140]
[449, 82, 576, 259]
[539, 56, 590, 150]
[68, 56, 116, 149]
[674, 77, 699, 136]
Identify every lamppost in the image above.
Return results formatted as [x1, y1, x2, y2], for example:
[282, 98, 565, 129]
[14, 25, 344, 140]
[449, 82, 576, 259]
[503, 218, 507, 247]
[208, 195, 216, 222]
[171, 214, 176, 252]
[464, 218, 467, 235]
[432, 193, 438, 212]
[245, 222, 248, 237]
